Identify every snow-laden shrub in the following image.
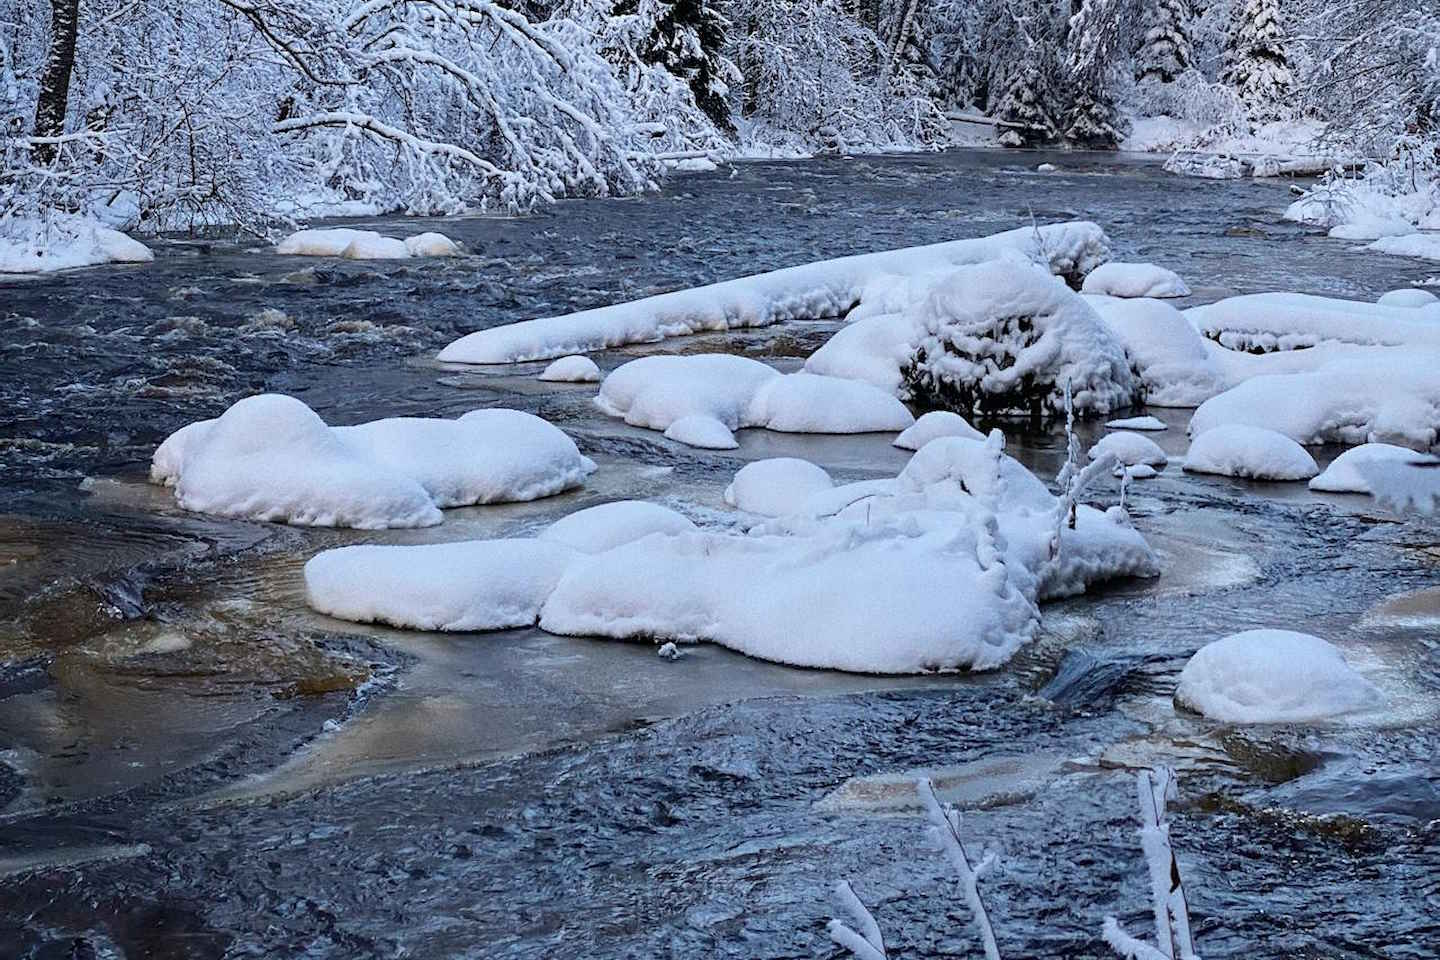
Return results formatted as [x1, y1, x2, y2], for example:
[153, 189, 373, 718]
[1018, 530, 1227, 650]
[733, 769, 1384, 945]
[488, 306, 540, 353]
[899, 260, 1143, 419]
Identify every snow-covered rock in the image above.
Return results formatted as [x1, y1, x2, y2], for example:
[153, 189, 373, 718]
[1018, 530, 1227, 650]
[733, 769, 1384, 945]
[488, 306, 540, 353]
[1182, 425, 1318, 480]
[1368, 233, 1440, 262]
[1080, 262, 1191, 299]
[538, 500, 696, 553]
[1119, 463, 1158, 479]
[1308, 443, 1440, 494]
[1186, 292, 1440, 354]
[305, 539, 576, 631]
[1106, 415, 1166, 431]
[0, 216, 153, 274]
[337, 409, 595, 507]
[1085, 295, 1226, 406]
[1090, 431, 1167, 468]
[898, 259, 1142, 418]
[893, 411, 985, 450]
[275, 228, 381, 257]
[537, 355, 601, 382]
[404, 232, 461, 257]
[595, 354, 911, 445]
[1188, 351, 1440, 450]
[664, 415, 738, 449]
[168, 394, 442, 528]
[341, 234, 411, 260]
[1175, 630, 1381, 723]
[1377, 288, 1439, 309]
[724, 458, 834, 517]
[154, 396, 594, 525]
[436, 222, 1111, 363]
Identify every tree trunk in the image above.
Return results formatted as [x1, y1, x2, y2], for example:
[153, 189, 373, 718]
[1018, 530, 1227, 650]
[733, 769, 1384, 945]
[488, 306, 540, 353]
[32, 0, 81, 164]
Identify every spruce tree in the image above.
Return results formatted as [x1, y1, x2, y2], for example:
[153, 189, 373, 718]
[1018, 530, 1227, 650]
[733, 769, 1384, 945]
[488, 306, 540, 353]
[1063, 0, 1126, 148]
[1134, 0, 1193, 85]
[620, 0, 739, 129]
[1063, 88, 1122, 147]
[995, 63, 1059, 147]
[1222, 0, 1294, 123]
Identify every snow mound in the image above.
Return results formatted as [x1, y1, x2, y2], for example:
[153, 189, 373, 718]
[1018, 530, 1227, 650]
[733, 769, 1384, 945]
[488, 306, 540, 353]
[0, 217, 153, 274]
[1084, 296, 1225, 406]
[342, 234, 411, 260]
[1175, 630, 1381, 723]
[899, 259, 1142, 418]
[337, 409, 595, 507]
[404, 232, 461, 257]
[1368, 234, 1440, 262]
[1119, 463, 1158, 480]
[1377, 288, 1439, 309]
[664, 415, 738, 449]
[893, 411, 985, 450]
[1080, 262, 1191, 299]
[305, 539, 576, 631]
[168, 394, 442, 528]
[724, 458, 835, 517]
[1090, 431, 1167, 468]
[596, 355, 911, 442]
[275, 227, 458, 259]
[1183, 425, 1318, 481]
[537, 355, 601, 382]
[436, 222, 1110, 363]
[538, 500, 696, 553]
[1185, 293, 1440, 354]
[1309, 444, 1440, 494]
[1106, 416, 1166, 431]
[154, 397, 593, 525]
[1188, 351, 1440, 449]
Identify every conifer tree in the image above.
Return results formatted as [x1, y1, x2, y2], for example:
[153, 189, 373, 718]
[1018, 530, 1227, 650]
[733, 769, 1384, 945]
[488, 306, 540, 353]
[995, 62, 1059, 147]
[618, 0, 740, 129]
[1134, 0, 1193, 85]
[1222, 0, 1293, 122]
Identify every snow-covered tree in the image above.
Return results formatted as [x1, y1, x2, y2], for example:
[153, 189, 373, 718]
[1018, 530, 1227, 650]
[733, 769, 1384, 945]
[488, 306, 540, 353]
[1064, 87, 1124, 147]
[1063, 0, 1136, 148]
[1135, 0, 1193, 84]
[613, 0, 740, 128]
[1222, 0, 1294, 122]
[994, 61, 1060, 146]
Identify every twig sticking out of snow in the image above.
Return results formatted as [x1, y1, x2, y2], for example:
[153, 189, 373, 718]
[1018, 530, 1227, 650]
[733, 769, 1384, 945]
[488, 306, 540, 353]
[827, 880, 889, 960]
[1104, 767, 1198, 960]
[918, 778, 1002, 960]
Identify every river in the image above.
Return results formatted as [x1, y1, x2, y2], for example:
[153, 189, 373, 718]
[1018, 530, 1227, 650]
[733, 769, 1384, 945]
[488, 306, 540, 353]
[1, 149, 1436, 958]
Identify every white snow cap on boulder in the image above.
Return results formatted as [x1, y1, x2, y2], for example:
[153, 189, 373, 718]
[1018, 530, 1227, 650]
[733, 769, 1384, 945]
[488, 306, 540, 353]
[153, 396, 594, 526]
[893, 411, 985, 450]
[0, 216, 153, 274]
[1309, 443, 1440, 494]
[1377, 288, 1438, 309]
[275, 227, 458, 259]
[404, 232, 461, 257]
[1090, 431, 1167, 468]
[305, 539, 576, 631]
[537, 355, 601, 382]
[664, 415, 738, 449]
[1175, 630, 1381, 723]
[436, 221, 1110, 364]
[724, 458, 835, 517]
[538, 500, 696, 553]
[342, 234, 410, 260]
[167, 394, 442, 528]
[1106, 415, 1166, 431]
[1084, 296, 1225, 407]
[1182, 425, 1318, 480]
[1080, 262, 1191, 299]
[594, 354, 912, 446]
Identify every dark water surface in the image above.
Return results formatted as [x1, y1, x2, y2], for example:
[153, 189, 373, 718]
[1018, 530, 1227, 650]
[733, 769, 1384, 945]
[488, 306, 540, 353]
[1, 150, 1437, 958]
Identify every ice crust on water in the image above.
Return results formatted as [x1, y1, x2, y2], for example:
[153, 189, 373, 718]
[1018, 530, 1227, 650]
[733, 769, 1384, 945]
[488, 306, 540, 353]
[436, 222, 1110, 363]
[594, 354, 913, 446]
[1175, 630, 1381, 724]
[537, 355, 601, 382]
[723, 458, 835, 517]
[1309, 444, 1440, 494]
[305, 433, 1158, 674]
[1182, 425, 1319, 481]
[152, 395, 594, 526]
[1080, 261, 1191, 298]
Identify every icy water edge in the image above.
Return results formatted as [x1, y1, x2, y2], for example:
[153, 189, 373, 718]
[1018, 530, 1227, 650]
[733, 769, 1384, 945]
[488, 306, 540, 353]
[1, 150, 1437, 958]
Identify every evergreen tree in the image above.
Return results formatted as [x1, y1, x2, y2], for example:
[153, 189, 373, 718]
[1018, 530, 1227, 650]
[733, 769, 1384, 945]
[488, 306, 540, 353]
[1221, 0, 1293, 123]
[1134, 0, 1193, 84]
[994, 62, 1059, 147]
[1063, 0, 1128, 149]
[618, 0, 740, 129]
[1063, 87, 1122, 147]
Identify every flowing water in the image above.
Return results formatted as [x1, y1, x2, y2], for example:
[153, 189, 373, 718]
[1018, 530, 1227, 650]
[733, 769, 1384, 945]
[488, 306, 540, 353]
[1, 150, 1437, 958]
